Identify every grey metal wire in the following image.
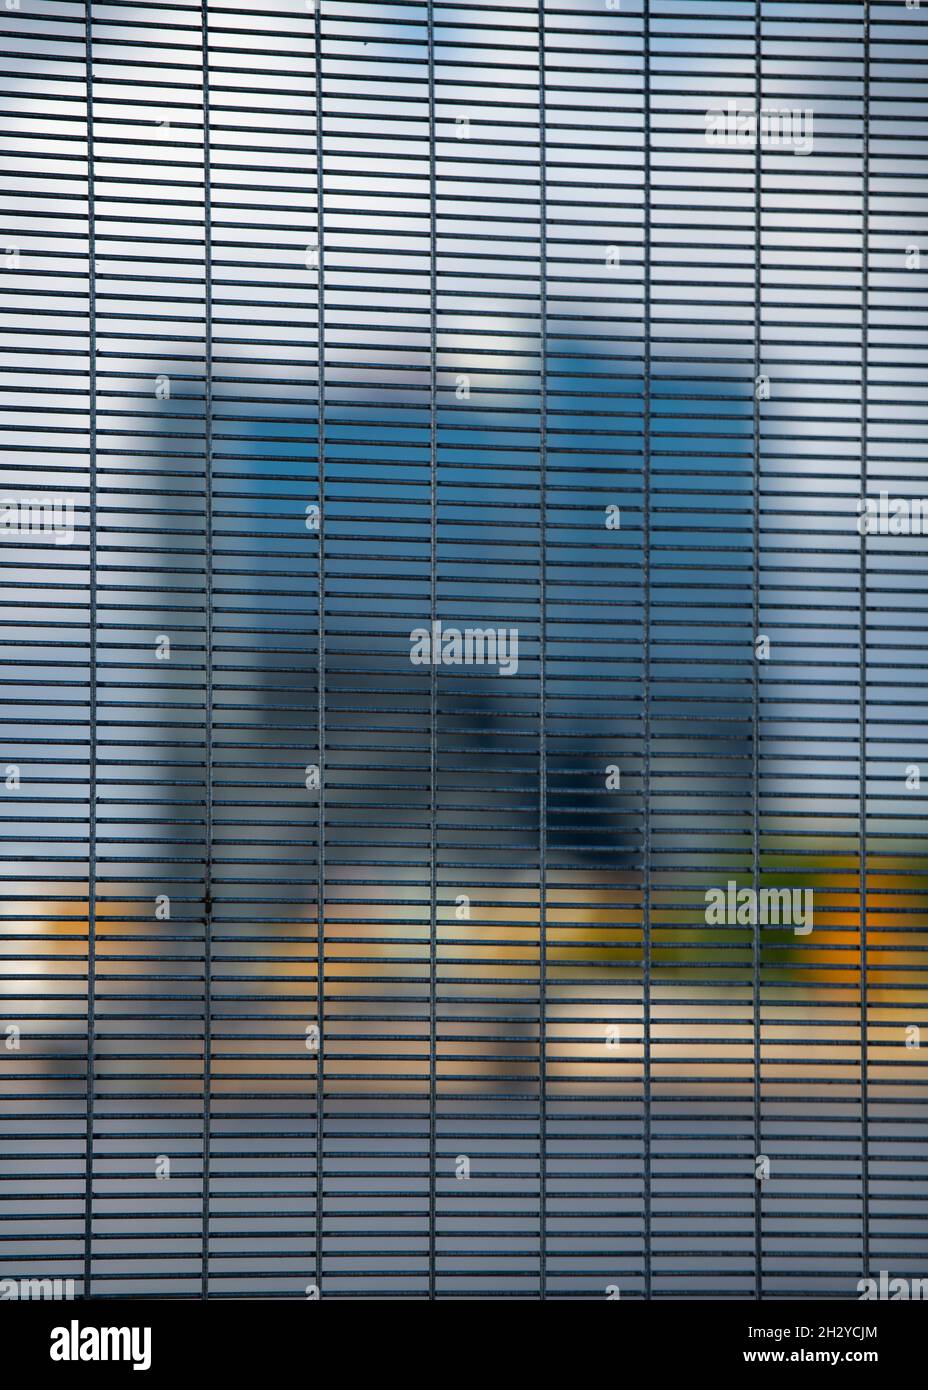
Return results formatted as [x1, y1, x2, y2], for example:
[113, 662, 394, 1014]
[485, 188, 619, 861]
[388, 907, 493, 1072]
[81, 0, 99, 1298]
[1, 0, 921, 1303]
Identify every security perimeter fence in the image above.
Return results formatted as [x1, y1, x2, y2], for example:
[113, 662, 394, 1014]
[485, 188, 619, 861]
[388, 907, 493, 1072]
[0, 0, 926, 1300]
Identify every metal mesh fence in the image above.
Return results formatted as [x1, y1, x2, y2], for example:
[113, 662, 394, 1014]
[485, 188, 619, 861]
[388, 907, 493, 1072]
[1, 0, 927, 1300]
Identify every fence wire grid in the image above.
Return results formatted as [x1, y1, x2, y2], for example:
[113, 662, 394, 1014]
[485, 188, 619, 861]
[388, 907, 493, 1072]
[0, 0, 927, 1300]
